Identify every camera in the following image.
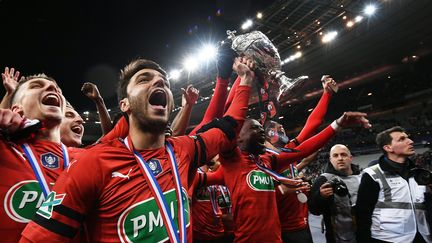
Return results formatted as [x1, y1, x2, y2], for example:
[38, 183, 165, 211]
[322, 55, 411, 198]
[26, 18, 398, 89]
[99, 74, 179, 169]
[328, 177, 349, 197]
[412, 168, 432, 185]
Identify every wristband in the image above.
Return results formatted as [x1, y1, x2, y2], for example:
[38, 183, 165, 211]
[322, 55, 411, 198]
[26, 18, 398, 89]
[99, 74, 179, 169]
[331, 120, 342, 131]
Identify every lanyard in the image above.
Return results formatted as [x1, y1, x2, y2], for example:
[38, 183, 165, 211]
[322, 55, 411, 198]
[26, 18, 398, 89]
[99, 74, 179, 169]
[218, 185, 231, 213]
[208, 186, 222, 216]
[289, 164, 297, 178]
[253, 152, 301, 186]
[21, 143, 69, 197]
[123, 137, 186, 243]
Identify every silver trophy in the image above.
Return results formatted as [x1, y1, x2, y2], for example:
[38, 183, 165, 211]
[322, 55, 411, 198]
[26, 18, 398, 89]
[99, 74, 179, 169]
[227, 30, 308, 102]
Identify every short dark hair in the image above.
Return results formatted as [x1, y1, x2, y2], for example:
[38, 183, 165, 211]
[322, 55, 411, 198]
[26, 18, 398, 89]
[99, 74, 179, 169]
[9, 74, 57, 108]
[117, 58, 167, 102]
[376, 126, 406, 154]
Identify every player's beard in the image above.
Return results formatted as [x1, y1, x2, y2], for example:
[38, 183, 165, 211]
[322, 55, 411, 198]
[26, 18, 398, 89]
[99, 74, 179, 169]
[129, 95, 168, 135]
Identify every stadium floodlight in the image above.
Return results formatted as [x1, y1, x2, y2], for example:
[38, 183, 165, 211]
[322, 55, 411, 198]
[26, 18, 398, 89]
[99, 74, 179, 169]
[346, 21, 354, 28]
[322, 31, 338, 43]
[169, 69, 182, 80]
[355, 15, 364, 23]
[241, 19, 253, 30]
[198, 44, 217, 61]
[256, 12, 263, 19]
[294, 51, 302, 58]
[364, 4, 377, 16]
[183, 57, 199, 72]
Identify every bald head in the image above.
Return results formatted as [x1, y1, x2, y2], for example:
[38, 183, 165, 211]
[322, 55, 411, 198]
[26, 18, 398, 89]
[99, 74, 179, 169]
[330, 144, 351, 156]
[329, 144, 353, 175]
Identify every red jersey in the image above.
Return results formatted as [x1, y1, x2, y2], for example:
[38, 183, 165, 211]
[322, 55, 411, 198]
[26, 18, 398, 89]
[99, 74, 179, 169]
[191, 170, 227, 240]
[21, 132, 230, 242]
[276, 165, 309, 232]
[273, 91, 331, 231]
[221, 125, 337, 243]
[21, 85, 251, 243]
[220, 149, 283, 243]
[100, 116, 128, 143]
[0, 138, 68, 243]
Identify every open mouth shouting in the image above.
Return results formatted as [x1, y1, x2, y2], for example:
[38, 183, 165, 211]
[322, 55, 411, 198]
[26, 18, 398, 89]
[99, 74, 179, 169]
[41, 93, 61, 108]
[148, 89, 167, 112]
[71, 124, 84, 136]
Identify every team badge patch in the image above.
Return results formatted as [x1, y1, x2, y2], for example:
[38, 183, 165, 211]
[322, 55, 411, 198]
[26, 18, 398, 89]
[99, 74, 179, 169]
[147, 159, 162, 176]
[41, 152, 59, 169]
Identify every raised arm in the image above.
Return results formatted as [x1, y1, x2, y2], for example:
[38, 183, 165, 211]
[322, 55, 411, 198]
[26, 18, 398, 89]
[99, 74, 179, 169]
[189, 77, 229, 135]
[296, 150, 319, 172]
[223, 75, 241, 113]
[81, 82, 113, 135]
[1, 67, 20, 109]
[171, 84, 199, 136]
[189, 41, 236, 135]
[191, 57, 254, 166]
[285, 76, 337, 148]
[276, 112, 371, 170]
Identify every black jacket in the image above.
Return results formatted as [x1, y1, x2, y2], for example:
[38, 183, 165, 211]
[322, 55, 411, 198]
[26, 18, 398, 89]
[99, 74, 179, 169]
[355, 155, 417, 243]
[308, 162, 361, 243]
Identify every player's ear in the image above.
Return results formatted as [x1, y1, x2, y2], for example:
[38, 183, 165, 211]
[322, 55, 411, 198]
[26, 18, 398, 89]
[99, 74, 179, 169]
[120, 98, 130, 113]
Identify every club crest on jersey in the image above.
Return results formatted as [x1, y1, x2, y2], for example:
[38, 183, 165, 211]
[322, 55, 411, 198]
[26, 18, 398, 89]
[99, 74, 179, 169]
[147, 159, 162, 176]
[4, 180, 45, 223]
[117, 188, 190, 243]
[36, 191, 65, 219]
[41, 152, 59, 169]
[246, 170, 275, 191]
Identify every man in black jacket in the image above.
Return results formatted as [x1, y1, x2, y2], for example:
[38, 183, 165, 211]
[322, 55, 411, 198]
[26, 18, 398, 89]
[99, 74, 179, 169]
[309, 144, 361, 243]
[356, 126, 432, 243]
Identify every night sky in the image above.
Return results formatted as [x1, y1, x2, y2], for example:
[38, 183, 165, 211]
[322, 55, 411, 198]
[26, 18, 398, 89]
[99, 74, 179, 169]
[0, 0, 272, 110]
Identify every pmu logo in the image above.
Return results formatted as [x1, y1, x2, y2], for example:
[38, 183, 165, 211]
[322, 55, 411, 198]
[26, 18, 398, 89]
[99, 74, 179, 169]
[195, 186, 210, 201]
[4, 180, 45, 223]
[246, 170, 275, 192]
[117, 188, 190, 243]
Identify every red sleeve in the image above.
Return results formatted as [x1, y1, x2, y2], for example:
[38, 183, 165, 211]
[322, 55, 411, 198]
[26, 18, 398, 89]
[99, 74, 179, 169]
[205, 167, 225, 186]
[286, 91, 331, 149]
[99, 116, 128, 142]
[276, 125, 336, 171]
[21, 147, 105, 242]
[189, 77, 229, 135]
[193, 85, 250, 166]
[18, 236, 32, 243]
[223, 85, 250, 123]
[223, 76, 241, 113]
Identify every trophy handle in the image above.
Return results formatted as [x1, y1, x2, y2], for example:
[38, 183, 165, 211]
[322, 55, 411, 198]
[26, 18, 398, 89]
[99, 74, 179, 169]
[277, 75, 309, 102]
[226, 30, 237, 39]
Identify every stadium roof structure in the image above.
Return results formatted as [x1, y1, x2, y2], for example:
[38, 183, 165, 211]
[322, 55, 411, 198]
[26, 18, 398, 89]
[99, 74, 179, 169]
[175, 0, 432, 125]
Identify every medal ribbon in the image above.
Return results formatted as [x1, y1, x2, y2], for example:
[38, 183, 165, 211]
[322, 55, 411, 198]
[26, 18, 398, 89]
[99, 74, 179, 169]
[124, 137, 186, 243]
[218, 185, 231, 213]
[21, 143, 69, 198]
[61, 143, 69, 168]
[253, 153, 301, 186]
[208, 186, 222, 216]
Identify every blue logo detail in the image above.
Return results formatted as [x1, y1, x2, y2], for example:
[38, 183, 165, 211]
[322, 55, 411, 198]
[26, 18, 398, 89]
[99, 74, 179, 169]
[41, 153, 59, 169]
[147, 159, 162, 176]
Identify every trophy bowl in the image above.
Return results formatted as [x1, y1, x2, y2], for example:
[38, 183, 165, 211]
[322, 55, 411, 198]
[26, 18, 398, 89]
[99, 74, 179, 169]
[228, 30, 309, 103]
